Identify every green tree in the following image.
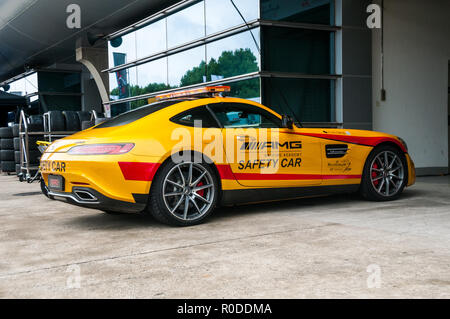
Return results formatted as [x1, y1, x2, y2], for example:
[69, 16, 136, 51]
[110, 48, 260, 109]
[179, 48, 259, 98]
[111, 82, 174, 109]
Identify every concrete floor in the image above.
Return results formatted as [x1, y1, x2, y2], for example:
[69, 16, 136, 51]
[0, 174, 449, 298]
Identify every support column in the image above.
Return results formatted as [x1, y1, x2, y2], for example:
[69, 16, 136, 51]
[75, 41, 110, 116]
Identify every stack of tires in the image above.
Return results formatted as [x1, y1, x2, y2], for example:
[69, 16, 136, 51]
[0, 127, 15, 173]
[48, 110, 95, 132]
[23, 117, 45, 177]
[12, 124, 21, 175]
[74, 111, 107, 130]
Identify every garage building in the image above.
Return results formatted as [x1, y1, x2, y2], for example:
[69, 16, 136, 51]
[0, 0, 448, 175]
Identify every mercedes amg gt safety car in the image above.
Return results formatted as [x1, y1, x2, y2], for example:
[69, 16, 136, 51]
[40, 86, 415, 226]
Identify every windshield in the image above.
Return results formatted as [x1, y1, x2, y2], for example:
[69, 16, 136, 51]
[95, 100, 185, 128]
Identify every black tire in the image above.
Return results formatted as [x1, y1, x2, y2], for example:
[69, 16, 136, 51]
[1, 161, 15, 172]
[27, 123, 44, 132]
[77, 111, 91, 125]
[1, 150, 14, 161]
[48, 111, 65, 131]
[29, 115, 43, 126]
[12, 124, 20, 137]
[360, 145, 408, 201]
[22, 136, 43, 150]
[81, 120, 95, 130]
[146, 158, 219, 226]
[14, 151, 20, 163]
[28, 150, 41, 164]
[63, 111, 81, 131]
[0, 127, 13, 138]
[14, 149, 40, 164]
[13, 137, 20, 150]
[1, 138, 13, 149]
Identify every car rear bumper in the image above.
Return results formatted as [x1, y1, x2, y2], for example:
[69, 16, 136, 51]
[48, 186, 147, 213]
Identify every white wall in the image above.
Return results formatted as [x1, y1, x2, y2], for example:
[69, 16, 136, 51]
[372, 0, 450, 173]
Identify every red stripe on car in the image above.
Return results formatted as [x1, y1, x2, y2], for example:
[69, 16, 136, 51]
[118, 162, 161, 181]
[216, 164, 236, 179]
[216, 164, 360, 180]
[232, 173, 361, 180]
[283, 132, 407, 152]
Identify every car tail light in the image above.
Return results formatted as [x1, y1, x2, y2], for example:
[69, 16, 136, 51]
[68, 143, 134, 155]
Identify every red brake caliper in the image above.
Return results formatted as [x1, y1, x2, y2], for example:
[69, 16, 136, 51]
[372, 163, 379, 186]
[196, 181, 205, 197]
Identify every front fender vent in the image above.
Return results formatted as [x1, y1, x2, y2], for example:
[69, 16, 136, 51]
[325, 144, 348, 158]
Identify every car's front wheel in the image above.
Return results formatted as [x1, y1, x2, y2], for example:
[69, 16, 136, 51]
[147, 160, 219, 226]
[360, 145, 407, 201]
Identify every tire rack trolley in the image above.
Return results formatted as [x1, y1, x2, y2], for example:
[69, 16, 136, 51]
[18, 110, 76, 182]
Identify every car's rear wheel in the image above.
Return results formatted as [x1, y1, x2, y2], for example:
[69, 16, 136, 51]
[360, 145, 407, 201]
[147, 160, 219, 226]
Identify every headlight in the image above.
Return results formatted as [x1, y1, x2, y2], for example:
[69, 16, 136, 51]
[68, 143, 134, 155]
[398, 137, 408, 152]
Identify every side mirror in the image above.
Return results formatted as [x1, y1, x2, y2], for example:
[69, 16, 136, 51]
[281, 114, 294, 129]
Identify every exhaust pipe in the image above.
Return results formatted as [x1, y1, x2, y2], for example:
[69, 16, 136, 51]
[74, 190, 98, 201]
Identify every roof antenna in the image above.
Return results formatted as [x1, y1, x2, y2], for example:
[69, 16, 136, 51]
[229, 0, 303, 127]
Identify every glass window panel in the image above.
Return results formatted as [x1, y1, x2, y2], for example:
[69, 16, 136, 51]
[205, 0, 259, 34]
[8, 73, 38, 96]
[108, 33, 137, 68]
[110, 59, 171, 111]
[8, 79, 26, 96]
[137, 58, 168, 89]
[262, 78, 333, 122]
[109, 66, 137, 99]
[226, 77, 261, 101]
[167, 2, 205, 48]
[168, 46, 206, 87]
[210, 102, 280, 128]
[136, 19, 166, 59]
[261, 0, 333, 25]
[25, 73, 38, 95]
[171, 106, 218, 128]
[206, 28, 260, 80]
[262, 27, 333, 74]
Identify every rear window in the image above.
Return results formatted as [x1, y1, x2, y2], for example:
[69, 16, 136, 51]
[95, 100, 185, 128]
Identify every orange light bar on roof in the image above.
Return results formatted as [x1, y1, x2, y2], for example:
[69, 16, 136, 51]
[155, 85, 230, 100]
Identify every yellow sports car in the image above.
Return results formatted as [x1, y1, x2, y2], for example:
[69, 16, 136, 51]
[40, 86, 416, 226]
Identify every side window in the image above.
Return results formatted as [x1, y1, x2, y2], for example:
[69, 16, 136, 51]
[171, 106, 219, 128]
[210, 103, 281, 128]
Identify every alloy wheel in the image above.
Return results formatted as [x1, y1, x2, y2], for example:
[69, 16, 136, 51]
[370, 151, 405, 197]
[162, 162, 215, 221]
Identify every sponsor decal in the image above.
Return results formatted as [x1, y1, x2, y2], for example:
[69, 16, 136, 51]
[41, 160, 66, 172]
[240, 140, 302, 151]
[328, 159, 352, 173]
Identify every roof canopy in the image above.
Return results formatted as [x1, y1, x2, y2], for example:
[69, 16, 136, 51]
[0, 90, 27, 106]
